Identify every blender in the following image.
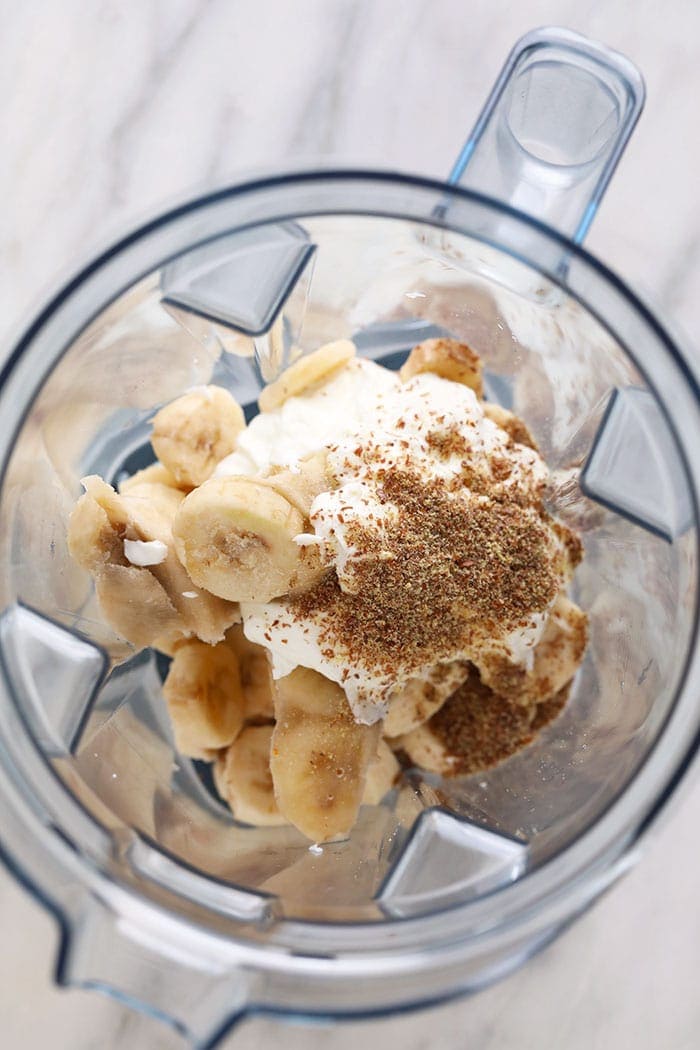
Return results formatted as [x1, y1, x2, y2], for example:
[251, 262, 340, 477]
[0, 25, 698, 1048]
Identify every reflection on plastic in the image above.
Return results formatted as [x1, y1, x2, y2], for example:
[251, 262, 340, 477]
[160, 222, 315, 337]
[581, 387, 693, 542]
[0, 604, 107, 756]
[378, 807, 527, 919]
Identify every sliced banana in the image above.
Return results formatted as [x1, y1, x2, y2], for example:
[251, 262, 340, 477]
[523, 595, 588, 703]
[551, 519, 585, 583]
[152, 630, 189, 657]
[118, 462, 187, 526]
[81, 473, 129, 528]
[399, 337, 484, 396]
[476, 595, 587, 704]
[70, 475, 238, 648]
[117, 480, 238, 645]
[258, 340, 356, 412]
[270, 667, 380, 842]
[151, 385, 246, 488]
[95, 563, 181, 649]
[482, 402, 537, 451]
[120, 481, 185, 525]
[68, 484, 181, 648]
[261, 450, 332, 518]
[362, 739, 400, 805]
[192, 746, 222, 763]
[224, 624, 275, 721]
[68, 487, 124, 573]
[163, 639, 246, 757]
[172, 475, 323, 603]
[383, 661, 470, 738]
[214, 724, 287, 826]
[119, 461, 183, 494]
[213, 725, 398, 829]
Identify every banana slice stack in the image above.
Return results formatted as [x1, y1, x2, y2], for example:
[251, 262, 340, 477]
[67, 336, 588, 844]
[68, 473, 238, 649]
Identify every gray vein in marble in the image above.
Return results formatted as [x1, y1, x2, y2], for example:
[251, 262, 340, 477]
[285, 1, 367, 155]
[106, 0, 209, 205]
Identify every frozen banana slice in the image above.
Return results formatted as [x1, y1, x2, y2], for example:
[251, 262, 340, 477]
[477, 595, 588, 705]
[172, 476, 323, 603]
[551, 520, 585, 582]
[117, 482, 238, 645]
[68, 486, 125, 573]
[270, 667, 380, 842]
[152, 630, 189, 657]
[214, 724, 287, 826]
[69, 475, 238, 648]
[362, 738, 400, 805]
[400, 337, 483, 396]
[96, 563, 181, 649]
[224, 624, 275, 721]
[163, 639, 245, 757]
[384, 661, 470, 738]
[119, 462, 183, 494]
[261, 450, 332, 518]
[258, 340, 356, 412]
[81, 473, 129, 528]
[68, 484, 181, 647]
[151, 385, 245, 488]
[482, 403, 537, 451]
[119, 463, 187, 521]
[214, 727, 398, 829]
[120, 481, 185, 525]
[522, 595, 587, 703]
[397, 672, 539, 777]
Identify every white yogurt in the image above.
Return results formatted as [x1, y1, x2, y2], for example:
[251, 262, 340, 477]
[214, 358, 400, 477]
[123, 538, 168, 567]
[310, 371, 548, 592]
[233, 363, 558, 723]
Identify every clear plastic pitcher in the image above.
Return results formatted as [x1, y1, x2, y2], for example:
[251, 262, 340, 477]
[1, 27, 698, 1048]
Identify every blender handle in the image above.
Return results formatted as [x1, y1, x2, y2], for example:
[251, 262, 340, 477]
[448, 27, 645, 245]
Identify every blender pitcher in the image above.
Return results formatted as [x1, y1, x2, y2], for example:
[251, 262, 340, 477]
[0, 26, 698, 1048]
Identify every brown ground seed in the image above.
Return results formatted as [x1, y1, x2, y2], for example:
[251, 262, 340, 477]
[551, 520, 584, 572]
[292, 468, 560, 679]
[288, 379, 583, 776]
[425, 427, 472, 459]
[426, 672, 571, 775]
[500, 416, 538, 451]
[530, 682, 571, 731]
[427, 673, 536, 774]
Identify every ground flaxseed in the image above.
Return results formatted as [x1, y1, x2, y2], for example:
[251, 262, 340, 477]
[291, 467, 561, 681]
[423, 672, 571, 776]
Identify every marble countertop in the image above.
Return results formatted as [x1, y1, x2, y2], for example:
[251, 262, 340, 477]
[1, 2, 700, 1048]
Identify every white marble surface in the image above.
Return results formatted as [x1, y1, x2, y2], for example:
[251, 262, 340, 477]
[1, 1, 700, 1047]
